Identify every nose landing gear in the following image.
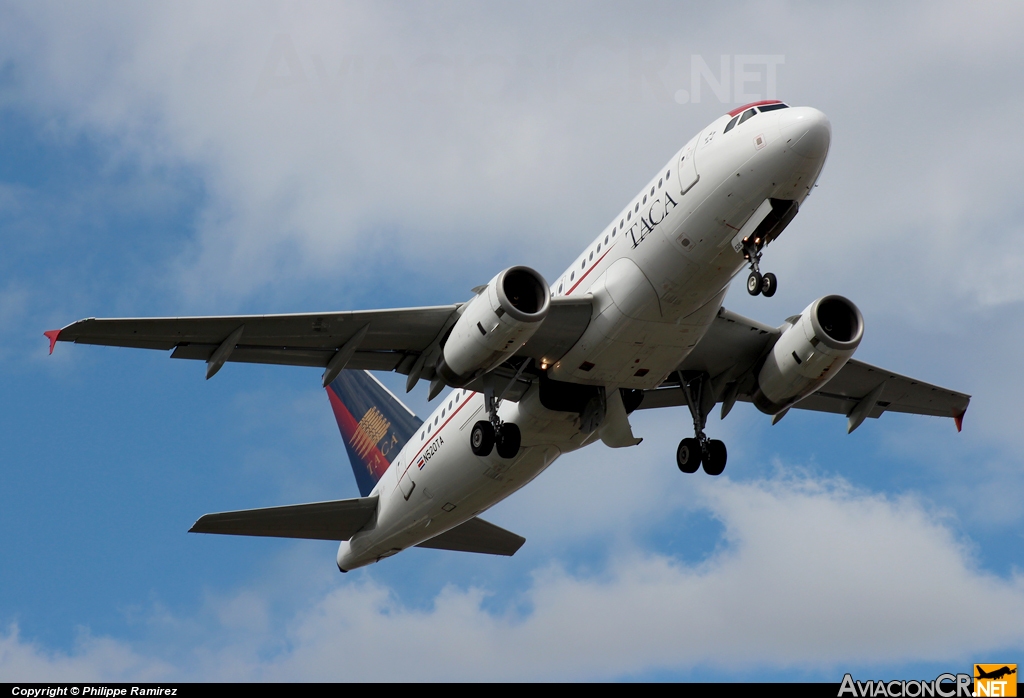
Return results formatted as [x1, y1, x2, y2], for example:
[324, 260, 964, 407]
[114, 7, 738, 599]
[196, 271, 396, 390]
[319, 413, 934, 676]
[675, 372, 728, 476]
[742, 237, 777, 298]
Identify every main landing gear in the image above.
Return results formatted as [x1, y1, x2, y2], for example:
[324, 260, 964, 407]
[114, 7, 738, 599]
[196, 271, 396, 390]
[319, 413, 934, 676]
[675, 372, 727, 476]
[470, 385, 521, 459]
[741, 235, 777, 298]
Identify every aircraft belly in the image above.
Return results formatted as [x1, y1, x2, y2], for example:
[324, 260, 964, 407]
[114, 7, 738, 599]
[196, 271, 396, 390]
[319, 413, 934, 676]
[552, 220, 735, 387]
[342, 389, 570, 569]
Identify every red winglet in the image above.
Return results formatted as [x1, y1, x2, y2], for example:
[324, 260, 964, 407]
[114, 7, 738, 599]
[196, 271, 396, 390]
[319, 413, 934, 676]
[954, 409, 966, 433]
[44, 330, 61, 355]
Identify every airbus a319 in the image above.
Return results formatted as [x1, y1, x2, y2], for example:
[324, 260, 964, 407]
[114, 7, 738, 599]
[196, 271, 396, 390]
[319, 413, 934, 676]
[47, 101, 969, 571]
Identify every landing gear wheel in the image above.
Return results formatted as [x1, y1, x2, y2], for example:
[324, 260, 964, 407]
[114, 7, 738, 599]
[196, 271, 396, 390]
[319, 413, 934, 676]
[703, 439, 727, 476]
[747, 271, 763, 296]
[676, 437, 702, 473]
[495, 422, 521, 459]
[470, 421, 495, 457]
[760, 272, 778, 298]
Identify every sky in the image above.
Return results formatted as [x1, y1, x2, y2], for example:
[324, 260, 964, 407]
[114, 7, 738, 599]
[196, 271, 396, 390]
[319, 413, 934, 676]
[1, 0, 1023, 682]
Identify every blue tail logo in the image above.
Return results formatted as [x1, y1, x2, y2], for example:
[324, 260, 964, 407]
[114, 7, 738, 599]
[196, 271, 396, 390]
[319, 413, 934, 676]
[326, 370, 422, 497]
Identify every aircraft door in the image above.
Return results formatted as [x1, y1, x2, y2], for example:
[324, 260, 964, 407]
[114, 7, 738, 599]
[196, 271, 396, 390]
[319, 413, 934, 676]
[677, 134, 700, 196]
[396, 456, 416, 500]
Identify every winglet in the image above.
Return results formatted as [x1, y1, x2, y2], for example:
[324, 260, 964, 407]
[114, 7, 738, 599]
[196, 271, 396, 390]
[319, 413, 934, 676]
[954, 409, 966, 433]
[43, 330, 61, 355]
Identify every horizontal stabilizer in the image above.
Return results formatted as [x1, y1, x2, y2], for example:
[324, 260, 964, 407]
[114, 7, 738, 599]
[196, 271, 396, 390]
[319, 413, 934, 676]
[415, 517, 525, 556]
[189, 496, 378, 541]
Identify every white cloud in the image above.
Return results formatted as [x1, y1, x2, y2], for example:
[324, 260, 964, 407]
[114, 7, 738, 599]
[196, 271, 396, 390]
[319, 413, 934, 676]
[2, 471, 1020, 681]
[4, 1, 1023, 314]
[0, 624, 171, 682]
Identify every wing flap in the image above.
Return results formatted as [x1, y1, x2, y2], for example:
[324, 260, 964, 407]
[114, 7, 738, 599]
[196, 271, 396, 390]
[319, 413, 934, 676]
[189, 496, 378, 541]
[790, 358, 970, 419]
[415, 516, 525, 556]
[169, 344, 406, 371]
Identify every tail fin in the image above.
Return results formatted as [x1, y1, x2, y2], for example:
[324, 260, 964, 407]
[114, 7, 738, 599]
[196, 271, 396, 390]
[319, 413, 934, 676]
[326, 370, 422, 497]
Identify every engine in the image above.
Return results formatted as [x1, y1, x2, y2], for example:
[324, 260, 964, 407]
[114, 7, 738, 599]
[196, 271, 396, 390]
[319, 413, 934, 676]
[753, 295, 864, 415]
[435, 266, 550, 386]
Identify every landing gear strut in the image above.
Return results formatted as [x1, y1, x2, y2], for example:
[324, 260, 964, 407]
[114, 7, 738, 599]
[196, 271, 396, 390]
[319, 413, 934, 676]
[675, 372, 728, 476]
[470, 383, 521, 459]
[742, 236, 777, 298]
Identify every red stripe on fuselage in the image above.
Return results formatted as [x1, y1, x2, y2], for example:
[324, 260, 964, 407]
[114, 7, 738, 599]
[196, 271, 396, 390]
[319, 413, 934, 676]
[566, 245, 615, 296]
[406, 390, 476, 465]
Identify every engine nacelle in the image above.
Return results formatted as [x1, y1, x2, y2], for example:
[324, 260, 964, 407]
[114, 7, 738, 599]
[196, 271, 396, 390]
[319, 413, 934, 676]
[435, 266, 550, 386]
[753, 295, 864, 415]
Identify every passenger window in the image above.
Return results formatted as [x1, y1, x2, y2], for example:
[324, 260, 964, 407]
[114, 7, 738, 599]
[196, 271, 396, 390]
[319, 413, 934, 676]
[570, 271, 575, 280]
[589, 251, 593, 261]
[441, 408, 445, 417]
[581, 260, 585, 269]
[738, 108, 756, 125]
[619, 220, 624, 229]
[605, 235, 609, 244]
[666, 170, 671, 178]
[650, 187, 655, 196]
[724, 115, 740, 133]
[596, 244, 601, 253]
[627, 211, 631, 221]
[658, 178, 663, 188]
[642, 195, 647, 204]
[634, 203, 639, 212]
[612, 230, 616, 237]
[558, 283, 563, 293]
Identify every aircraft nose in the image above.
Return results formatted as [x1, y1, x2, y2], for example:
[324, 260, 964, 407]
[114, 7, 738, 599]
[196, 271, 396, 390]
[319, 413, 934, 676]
[780, 107, 831, 159]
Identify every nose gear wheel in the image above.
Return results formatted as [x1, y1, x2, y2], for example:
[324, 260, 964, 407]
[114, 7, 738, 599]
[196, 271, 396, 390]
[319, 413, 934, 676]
[741, 236, 777, 298]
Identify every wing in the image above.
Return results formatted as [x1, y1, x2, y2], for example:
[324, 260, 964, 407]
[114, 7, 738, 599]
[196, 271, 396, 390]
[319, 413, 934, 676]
[53, 306, 459, 372]
[637, 307, 971, 430]
[48, 297, 593, 388]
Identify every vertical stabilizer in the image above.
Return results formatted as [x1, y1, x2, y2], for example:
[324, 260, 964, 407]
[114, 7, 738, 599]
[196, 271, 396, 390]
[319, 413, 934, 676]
[326, 370, 422, 497]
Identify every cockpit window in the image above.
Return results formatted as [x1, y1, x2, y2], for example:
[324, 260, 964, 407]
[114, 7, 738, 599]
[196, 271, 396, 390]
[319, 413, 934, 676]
[723, 115, 740, 133]
[738, 108, 757, 125]
[757, 103, 789, 113]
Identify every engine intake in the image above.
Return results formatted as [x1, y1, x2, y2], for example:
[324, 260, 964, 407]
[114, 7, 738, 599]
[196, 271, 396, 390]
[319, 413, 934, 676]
[436, 266, 550, 386]
[753, 295, 863, 415]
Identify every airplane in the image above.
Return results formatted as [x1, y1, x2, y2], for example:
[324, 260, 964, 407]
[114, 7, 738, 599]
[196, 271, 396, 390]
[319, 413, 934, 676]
[45, 100, 970, 572]
[975, 666, 1016, 681]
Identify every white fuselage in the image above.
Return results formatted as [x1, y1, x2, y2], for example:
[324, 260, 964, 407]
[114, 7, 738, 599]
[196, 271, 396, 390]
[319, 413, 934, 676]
[338, 105, 831, 571]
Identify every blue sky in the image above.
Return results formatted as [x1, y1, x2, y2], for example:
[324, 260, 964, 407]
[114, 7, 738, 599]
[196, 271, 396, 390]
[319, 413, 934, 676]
[1, 1, 1023, 681]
